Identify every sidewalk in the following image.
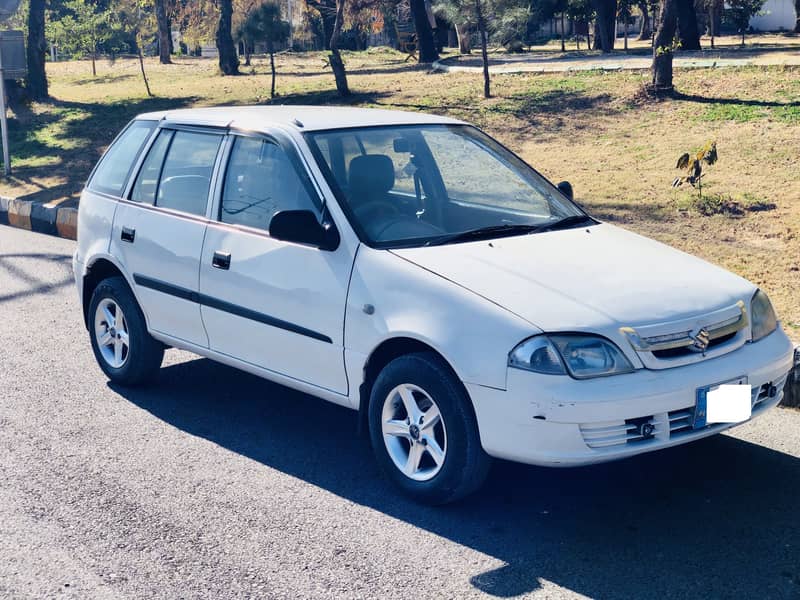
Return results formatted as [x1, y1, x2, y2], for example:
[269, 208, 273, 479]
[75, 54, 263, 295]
[433, 47, 800, 74]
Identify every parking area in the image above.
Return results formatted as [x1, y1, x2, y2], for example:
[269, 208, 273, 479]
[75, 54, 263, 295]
[1, 224, 799, 599]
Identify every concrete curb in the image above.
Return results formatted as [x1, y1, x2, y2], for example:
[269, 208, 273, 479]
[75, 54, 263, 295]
[0, 196, 78, 241]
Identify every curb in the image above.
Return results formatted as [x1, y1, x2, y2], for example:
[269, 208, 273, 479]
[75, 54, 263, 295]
[0, 196, 78, 240]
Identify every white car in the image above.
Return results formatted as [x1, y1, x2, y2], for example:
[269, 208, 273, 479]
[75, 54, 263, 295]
[74, 106, 795, 504]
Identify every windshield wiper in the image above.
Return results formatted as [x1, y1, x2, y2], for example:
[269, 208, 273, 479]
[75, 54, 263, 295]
[425, 223, 543, 246]
[532, 214, 596, 233]
[424, 215, 596, 246]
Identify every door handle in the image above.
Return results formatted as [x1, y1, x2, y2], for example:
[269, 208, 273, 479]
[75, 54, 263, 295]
[212, 251, 231, 270]
[121, 227, 135, 243]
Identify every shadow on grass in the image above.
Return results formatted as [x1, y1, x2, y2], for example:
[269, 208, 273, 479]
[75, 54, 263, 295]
[4, 95, 200, 204]
[111, 356, 800, 598]
[586, 199, 673, 224]
[69, 73, 138, 86]
[675, 91, 800, 108]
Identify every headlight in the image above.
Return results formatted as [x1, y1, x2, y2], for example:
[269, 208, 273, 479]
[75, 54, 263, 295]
[750, 289, 777, 342]
[509, 334, 635, 379]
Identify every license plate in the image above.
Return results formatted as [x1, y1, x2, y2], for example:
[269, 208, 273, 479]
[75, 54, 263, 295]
[694, 376, 751, 429]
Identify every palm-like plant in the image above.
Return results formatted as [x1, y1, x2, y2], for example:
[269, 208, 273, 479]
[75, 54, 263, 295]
[672, 140, 718, 198]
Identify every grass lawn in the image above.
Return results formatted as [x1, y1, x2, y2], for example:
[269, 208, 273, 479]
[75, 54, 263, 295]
[2, 46, 798, 339]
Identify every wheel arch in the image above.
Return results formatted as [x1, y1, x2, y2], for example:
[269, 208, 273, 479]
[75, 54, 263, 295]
[357, 336, 472, 434]
[81, 256, 134, 329]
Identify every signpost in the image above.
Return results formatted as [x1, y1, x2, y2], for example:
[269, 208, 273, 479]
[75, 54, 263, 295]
[0, 1, 24, 177]
[0, 30, 26, 177]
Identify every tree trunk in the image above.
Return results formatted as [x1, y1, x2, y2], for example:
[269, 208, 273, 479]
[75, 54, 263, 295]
[741, 30, 745, 46]
[244, 43, 251, 67]
[138, 44, 153, 97]
[268, 43, 276, 98]
[561, 13, 566, 51]
[795, 0, 800, 32]
[676, 0, 701, 50]
[307, 0, 337, 50]
[156, 0, 172, 64]
[26, 0, 48, 101]
[216, 0, 240, 75]
[651, 0, 678, 93]
[592, 0, 617, 52]
[91, 51, 96, 76]
[409, 0, 439, 62]
[475, 0, 490, 98]
[455, 22, 471, 54]
[329, 0, 349, 96]
[638, 1, 651, 39]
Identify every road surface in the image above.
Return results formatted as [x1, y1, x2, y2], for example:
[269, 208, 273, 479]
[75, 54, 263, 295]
[1, 225, 798, 599]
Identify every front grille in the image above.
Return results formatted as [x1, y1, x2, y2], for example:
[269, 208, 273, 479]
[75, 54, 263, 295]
[651, 331, 737, 359]
[621, 301, 749, 369]
[579, 376, 787, 451]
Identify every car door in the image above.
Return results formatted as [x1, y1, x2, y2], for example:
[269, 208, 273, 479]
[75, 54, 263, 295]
[198, 132, 353, 395]
[110, 126, 225, 348]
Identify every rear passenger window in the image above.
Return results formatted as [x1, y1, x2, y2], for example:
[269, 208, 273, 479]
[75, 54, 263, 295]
[220, 136, 318, 231]
[130, 129, 173, 204]
[88, 120, 155, 196]
[156, 131, 222, 216]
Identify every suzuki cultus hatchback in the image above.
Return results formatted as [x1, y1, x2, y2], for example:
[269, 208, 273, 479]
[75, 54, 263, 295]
[74, 107, 795, 504]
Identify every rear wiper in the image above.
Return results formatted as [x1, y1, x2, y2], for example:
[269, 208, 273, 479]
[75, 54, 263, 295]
[425, 223, 542, 246]
[532, 214, 596, 233]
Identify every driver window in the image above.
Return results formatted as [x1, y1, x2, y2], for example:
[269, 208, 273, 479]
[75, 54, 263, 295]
[220, 136, 318, 231]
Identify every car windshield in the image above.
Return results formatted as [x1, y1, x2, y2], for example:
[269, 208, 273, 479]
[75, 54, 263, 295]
[306, 124, 588, 248]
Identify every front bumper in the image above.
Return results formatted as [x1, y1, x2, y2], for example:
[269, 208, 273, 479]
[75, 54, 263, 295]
[467, 327, 795, 467]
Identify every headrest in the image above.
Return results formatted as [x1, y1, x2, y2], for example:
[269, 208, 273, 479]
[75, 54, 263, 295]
[348, 154, 395, 198]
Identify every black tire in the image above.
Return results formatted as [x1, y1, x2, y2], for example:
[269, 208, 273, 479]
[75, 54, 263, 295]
[88, 276, 164, 386]
[368, 352, 491, 504]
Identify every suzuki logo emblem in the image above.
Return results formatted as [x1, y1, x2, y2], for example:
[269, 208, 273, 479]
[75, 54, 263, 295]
[689, 327, 711, 353]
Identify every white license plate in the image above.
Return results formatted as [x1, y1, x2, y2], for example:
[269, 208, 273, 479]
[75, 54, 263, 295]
[694, 376, 751, 428]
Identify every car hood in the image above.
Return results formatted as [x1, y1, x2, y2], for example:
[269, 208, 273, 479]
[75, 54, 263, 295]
[391, 223, 754, 332]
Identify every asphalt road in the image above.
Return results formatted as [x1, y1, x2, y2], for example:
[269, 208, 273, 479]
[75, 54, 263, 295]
[1, 224, 799, 599]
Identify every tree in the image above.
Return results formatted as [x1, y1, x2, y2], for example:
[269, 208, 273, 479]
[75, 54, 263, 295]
[565, 0, 594, 49]
[675, 0, 700, 50]
[47, 0, 114, 77]
[591, 0, 616, 52]
[329, 0, 349, 95]
[725, 0, 765, 45]
[26, 0, 48, 100]
[433, 0, 473, 53]
[796, 0, 799, 32]
[637, 0, 652, 39]
[702, 0, 722, 47]
[114, 0, 155, 96]
[156, 0, 172, 63]
[433, 0, 490, 96]
[650, 0, 677, 94]
[617, 0, 634, 49]
[305, 0, 337, 49]
[217, 0, 240, 74]
[475, 0, 490, 97]
[410, 0, 439, 62]
[237, 2, 290, 97]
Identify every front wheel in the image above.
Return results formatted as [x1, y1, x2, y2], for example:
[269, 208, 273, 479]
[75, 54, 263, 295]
[368, 352, 491, 504]
[88, 276, 164, 386]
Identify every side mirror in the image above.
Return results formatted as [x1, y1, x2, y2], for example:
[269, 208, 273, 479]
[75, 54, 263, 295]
[557, 181, 574, 201]
[269, 210, 340, 251]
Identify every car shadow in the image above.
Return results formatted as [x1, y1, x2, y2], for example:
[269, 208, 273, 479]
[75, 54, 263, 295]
[112, 357, 800, 598]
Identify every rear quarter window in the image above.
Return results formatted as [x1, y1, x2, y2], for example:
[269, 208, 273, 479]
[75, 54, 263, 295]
[88, 120, 156, 197]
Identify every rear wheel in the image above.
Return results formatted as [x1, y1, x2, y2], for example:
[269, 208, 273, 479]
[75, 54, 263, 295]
[368, 352, 491, 504]
[88, 276, 163, 386]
